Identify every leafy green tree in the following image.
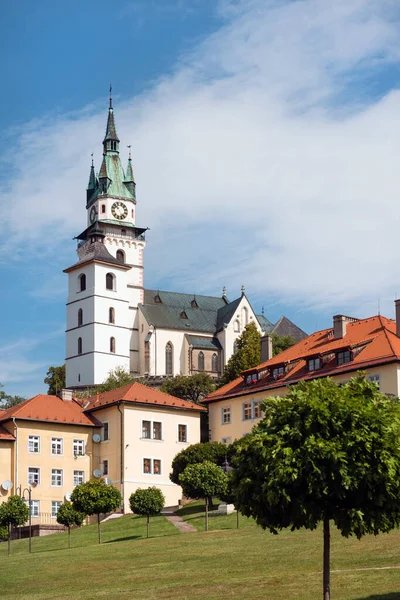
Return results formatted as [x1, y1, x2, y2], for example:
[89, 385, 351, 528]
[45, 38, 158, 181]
[231, 375, 400, 600]
[160, 373, 216, 404]
[0, 495, 29, 555]
[0, 524, 7, 541]
[44, 365, 66, 395]
[179, 461, 228, 531]
[70, 479, 121, 544]
[129, 487, 165, 538]
[56, 502, 85, 548]
[0, 383, 25, 409]
[271, 333, 295, 356]
[170, 441, 227, 485]
[219, 322, 261, 386]
[97, 366, 136, 393]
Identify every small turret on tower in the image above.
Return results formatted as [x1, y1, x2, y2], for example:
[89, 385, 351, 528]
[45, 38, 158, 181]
[124, 145, 136, 199]
[87, 155, 98, 202]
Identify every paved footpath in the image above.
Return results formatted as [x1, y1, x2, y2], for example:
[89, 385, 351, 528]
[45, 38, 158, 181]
[162, 506, 197, 533]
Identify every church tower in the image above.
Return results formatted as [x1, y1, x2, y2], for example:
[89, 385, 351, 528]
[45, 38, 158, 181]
[64, 90, 147, 388]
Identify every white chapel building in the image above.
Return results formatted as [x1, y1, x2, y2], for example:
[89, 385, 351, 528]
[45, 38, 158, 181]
[64, 94, 306, 389]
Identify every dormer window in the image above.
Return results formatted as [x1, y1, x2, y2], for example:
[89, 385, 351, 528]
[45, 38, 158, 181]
[246, 373, 258, 385]
[191, 298, 198, 309]
[180, 311, 188, 319]
[272, 366, 284, 379]
[337, 350, 351, 366]
[154, 294, 162, 304]
[308, 357, 321, 372]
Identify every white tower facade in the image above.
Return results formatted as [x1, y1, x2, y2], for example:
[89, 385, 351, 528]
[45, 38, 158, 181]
[65, 92, 147, 388]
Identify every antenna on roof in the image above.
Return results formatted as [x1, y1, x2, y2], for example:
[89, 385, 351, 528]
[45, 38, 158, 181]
[378, 298, 381, 315]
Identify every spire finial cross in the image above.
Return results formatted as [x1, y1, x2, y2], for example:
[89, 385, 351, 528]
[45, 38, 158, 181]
[109, 83, 113, 109]
[91, 152, 94, 167]
[127, 144, 132, 160]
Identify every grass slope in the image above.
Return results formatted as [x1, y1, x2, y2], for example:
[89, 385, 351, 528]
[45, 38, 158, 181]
[1, 510, 400, 599]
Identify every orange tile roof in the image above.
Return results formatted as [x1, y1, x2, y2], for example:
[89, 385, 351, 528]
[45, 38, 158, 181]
[85, 382, 207, 412]
[204, 315, 400, 402]
[0, 395, 102, 427]
[0, 424, 15, 440]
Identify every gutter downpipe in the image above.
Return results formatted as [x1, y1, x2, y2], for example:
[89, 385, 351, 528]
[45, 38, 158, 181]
[117, 401, 124, 512]
[12, 418, 18, 491]
[154, 326, 157, 376]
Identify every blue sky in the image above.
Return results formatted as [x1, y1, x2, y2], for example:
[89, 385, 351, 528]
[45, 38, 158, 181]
[2, 0, 400, 397]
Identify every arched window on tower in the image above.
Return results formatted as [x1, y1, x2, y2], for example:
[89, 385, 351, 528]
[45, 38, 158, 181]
[78, 337, 82, 355]
[110, 337, 116, 353]
[106, 273, 115, 291]
[78, 308, 83, 327]
[116, 250, 125, 264]
[79, 274, 86, 292]
[198, 352, 205, 372]
[109, 307, 115, 324]
[165, 342, 173, 376]
[212, 353, 218, 373]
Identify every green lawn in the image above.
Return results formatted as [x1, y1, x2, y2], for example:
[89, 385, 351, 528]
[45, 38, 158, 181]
[1, 509, 400, 599]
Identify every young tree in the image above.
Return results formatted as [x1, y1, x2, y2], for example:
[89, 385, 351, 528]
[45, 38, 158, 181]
[129, 487, 165, 538]
[170, 441, 227, 485]
[160, 373, 216, 404]
[219, 322, 261, 386]
[231, 375, 400, 600]
[179, 461, 227, 531]
[0, 495, 29, 555]
[44, 365, 66, 395]
[271, 333, 295, 356]
[56, 502, 85, 548]
[70, 479, 121, 544]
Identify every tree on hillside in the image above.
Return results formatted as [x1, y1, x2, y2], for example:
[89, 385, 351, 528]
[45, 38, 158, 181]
[271, 333, 295, 356]
[129, 487, 165, 538]
[170, 441, 227, 485]
[219, 322, 261, 386]
[70, 480, 121, 544]
[231, 375, 400, 600]
[0, 495, 29, 556]
[0, 383, 25, 409]
[56, 502, 85, 549]
[179, 461, 227, 531]
[44, 365, 66, 395]
[160, 373, 216, 404]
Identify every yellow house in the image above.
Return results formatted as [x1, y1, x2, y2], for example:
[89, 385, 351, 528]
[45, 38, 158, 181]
[204, 311, 400, 443]
[0, 382, 204, 520]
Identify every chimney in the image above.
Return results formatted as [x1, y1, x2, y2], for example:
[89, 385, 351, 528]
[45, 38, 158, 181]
[261, 334, 273, 363]
[58, 389, 73, 401]
[333, 315, 347, 339]
[395, 300, 400, 337]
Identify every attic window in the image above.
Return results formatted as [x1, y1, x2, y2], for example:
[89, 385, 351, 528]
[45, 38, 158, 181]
[246, 373, 258, 386]
[337, 350, 351, 366]
[191, 299, 199, 309]
[180, 311, 188, 319]
[308, 357, 321, 372]
[272, 366, 284, 379]
[154, 295, 162, 304]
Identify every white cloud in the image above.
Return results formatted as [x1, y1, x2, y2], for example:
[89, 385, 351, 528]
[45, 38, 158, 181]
[2, 0, 400, 317]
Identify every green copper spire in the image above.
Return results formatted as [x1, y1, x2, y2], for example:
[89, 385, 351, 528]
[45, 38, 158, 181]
[124, 146, 136, 199]
[103, 85, 120, 153]
[87, 155, 98, 202]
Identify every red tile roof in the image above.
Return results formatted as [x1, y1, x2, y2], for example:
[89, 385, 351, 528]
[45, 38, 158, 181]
[0, 395, 102, 427]
[204, 315, 400, 402]
[0, 424, 15, 440]
[85, 382, 207, 412]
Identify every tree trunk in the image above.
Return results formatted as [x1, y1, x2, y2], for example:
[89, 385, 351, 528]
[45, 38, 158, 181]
[236, 509, 239, 529]
[97, 514, 101, 544]
[147, 515, 149, 538]
[323, 518, 330, 600]
[205, 498, 209, 532]
[7, 523, 11, 556]
[68, 526, 71, 549]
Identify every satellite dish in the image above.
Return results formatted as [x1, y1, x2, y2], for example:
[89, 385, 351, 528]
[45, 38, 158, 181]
[1, 480, 13, 491]
[65, 492, 72, 501]
[93, 469, 101, 478]
[92, 434, 101, 443]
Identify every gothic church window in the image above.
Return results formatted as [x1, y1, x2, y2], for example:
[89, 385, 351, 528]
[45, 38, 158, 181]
[212, 353, 218, 372]
[242, 306, 248, 326]
[110, 337, 116, 353]
[78, 309, 83, 327]
[109, 307, 115, 324]
[106, 273, 115, 291]
[198, 352, 205, 372]
[165, 342, 173, 376]
[79, 274, 86, 292]
[116, 250, 125, 264]
[78, 337, 82, 355]
[234, 320, 240, 333]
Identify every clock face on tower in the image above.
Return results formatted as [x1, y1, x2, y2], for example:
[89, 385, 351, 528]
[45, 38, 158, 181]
[89, 205, 98, 223]
[111, 201, 128, 220]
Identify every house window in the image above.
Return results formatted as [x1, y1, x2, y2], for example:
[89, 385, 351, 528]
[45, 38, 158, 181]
[222, 437, 232, 445]
[73, 470, 85, 486]
[109, 307, 115, 324]
[153, 422, 162, 440]
[78, 308, 83, 327]
[178, 424, 187, 443]
[73, 439, 85, 457]
[143, 459, 161, 475]
[51, 469, 63, 487]
[212, 353, 218, 372]
[153, 459, 161, 475]
[79, 274, 86, 292]
[141, 421, 162, 440]
[116, 250, 125, 264]
[30, 500, 40, 518]
[28, 467, 40, 486]
[51, 501, 62, 518]
[337, 350, 351, 366]
[308, 358, 321, 371]
[28, 435, 40, 454]
[101, 204, 106, 213]
[368, 374, 380, 388]
[165, 342, 173, 375]
[102, 460, 109, 476]
[221, 407, 231, 424]
[103, 423, 109, 441]
[106, 273, 115, 291]
[51, 438, 63, 456]
[253, 400, 261, 419]
[142, 421, 151, 439]
[78, 337, 83, 355]
[198, 351, 204, 372]
[143, 458, 151, 473]
[243, 402, 252, 420]
[110, 337, 116, 353]
[272, 366, 284, 378]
